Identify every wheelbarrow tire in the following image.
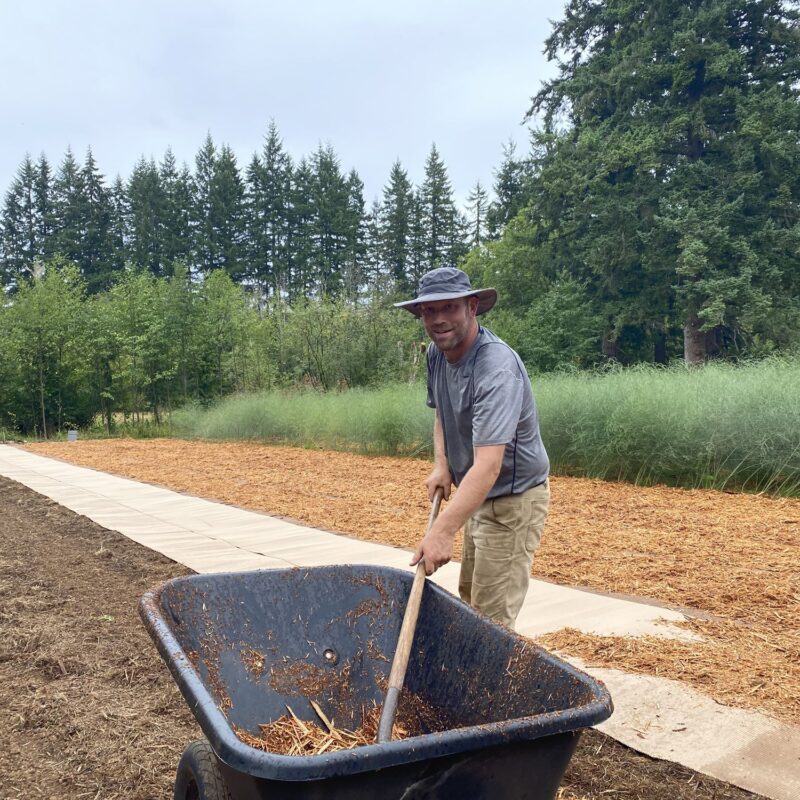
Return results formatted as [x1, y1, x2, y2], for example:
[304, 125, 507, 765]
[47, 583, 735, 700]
[174, 739, 231, 800]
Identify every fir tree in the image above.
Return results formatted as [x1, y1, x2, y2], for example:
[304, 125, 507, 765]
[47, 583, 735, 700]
[159, 148, 194, 274]
[0, 155, 39, 286]
[210, 144, 246, 281]
[486, 141, 528, 238]
[380, 160, 414, 295]
[309, 144, 350, 298]
[419, 144, 460, 272]
[192, 133, 218, 273]
[52, 148, 87, 268]
[34, 154, 55, 259]
[286, 157, 315, 301]
[127, 157, 165, 276]
[108, 175, 129, 274]
[342, 169, 367, 303]
[527, 0, 800, 362]
[245, 121, 293, 298]
[363, 197, 387, 298]
[80, 148, 116, 291]
[466, 180, 489, 248]
[407, 188, 427, 289]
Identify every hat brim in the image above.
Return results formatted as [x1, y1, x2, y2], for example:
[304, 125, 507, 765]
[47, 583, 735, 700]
[394, 288, 497, 317]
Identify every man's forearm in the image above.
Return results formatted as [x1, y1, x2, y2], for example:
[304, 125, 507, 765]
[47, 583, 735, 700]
[430, 445, 504, 539]
[413, 443, 505, 573]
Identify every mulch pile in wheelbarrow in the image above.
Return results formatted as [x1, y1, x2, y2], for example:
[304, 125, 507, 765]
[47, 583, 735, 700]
[28, 438, 800, 727]
[234, 702, 402, 755]
[232, 687, 449, 755]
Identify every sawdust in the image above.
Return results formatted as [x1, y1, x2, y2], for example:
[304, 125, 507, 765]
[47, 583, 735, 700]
[26, 439, 800, 726]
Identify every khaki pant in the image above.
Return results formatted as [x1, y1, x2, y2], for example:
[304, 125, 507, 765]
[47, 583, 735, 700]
[459, 480, 550, 629]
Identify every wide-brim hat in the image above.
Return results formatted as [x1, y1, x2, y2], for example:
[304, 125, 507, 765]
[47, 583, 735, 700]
[394, 267, 497, 317]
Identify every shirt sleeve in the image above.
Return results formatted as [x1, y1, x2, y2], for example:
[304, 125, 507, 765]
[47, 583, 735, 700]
[471, 358, 525, 446]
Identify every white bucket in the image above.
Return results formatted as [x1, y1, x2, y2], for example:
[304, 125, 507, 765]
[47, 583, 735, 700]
[67, 429, 78, 442]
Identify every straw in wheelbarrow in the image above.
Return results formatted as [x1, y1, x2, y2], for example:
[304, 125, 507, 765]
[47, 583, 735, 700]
[376, 487, 444, 743]
[237, 701, 410, 755]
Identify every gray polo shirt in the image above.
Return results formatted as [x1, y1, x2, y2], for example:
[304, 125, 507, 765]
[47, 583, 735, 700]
[426, 326, 549, 498]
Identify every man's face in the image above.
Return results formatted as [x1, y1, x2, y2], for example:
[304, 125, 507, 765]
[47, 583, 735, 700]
[419, 297, 478, 361]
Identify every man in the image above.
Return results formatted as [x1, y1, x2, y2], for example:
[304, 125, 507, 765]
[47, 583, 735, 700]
[395, 267, 550, 628]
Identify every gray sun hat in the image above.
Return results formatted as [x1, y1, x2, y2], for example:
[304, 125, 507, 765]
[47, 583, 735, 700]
[394, 267, 497, 317]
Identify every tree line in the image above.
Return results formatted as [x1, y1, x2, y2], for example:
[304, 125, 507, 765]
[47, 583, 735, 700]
[0, 122, 504, 300]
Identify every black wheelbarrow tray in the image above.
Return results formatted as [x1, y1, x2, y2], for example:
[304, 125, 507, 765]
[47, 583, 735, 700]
[140, 564, 613, 800]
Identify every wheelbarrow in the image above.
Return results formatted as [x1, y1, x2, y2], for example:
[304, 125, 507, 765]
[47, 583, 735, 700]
[140, 565, 613, 800]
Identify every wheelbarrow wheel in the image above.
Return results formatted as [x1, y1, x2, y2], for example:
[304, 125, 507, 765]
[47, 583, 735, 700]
[174, 739, 231, 800]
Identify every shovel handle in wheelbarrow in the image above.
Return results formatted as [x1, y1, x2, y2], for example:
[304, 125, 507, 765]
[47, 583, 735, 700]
[377, 487, 444, 743]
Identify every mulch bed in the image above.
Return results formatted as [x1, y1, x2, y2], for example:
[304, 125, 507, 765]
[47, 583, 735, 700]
[0, 475, 761, 799]
[27, 438, 800, 726]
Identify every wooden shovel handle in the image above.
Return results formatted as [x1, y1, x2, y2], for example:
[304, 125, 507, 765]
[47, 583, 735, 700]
[376, 487, 444, 743]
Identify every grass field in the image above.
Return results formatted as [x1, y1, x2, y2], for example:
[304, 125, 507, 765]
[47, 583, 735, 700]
[165, 357, 800, 496]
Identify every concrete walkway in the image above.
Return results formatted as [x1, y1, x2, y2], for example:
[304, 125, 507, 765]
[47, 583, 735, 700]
[1, 444, 798, 800]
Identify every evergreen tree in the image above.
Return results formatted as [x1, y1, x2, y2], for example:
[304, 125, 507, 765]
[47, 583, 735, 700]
[52, 148, 86, 269]
[210, 144, 246, 281]
[0, 155, 39, 286]
[418, 144, 461, 272]
[159, 149, 194, 274]
[308, 144, 351, 297]
[286, 157, 315, 301]
[342, 169, 367, 303]
[447, 207, 469, 268]
[245, 121, 293, 298]
[108, 175, 129, 274]
[244, 152, 264, 286]
[34, 154, 55, 259]
[191, 136, 245, 279]
[380, 160, 414, 295]
[363, 197, 387, 297]
[192, 133, 218, 273]
[80, 148, 116, 291]
[527, 0, 800, 363]
[486, 141, 529, 238]
[127, 157, 165, 276]
[407, 188, 427, 289]
[466, 180, 489, 248]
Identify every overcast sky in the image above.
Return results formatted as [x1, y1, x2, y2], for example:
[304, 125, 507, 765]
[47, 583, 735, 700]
[0, 1, 565, 207]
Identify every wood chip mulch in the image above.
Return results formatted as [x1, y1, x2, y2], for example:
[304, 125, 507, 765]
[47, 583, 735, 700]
[235, 701, 405, 755]
[27, 439, 800, 727]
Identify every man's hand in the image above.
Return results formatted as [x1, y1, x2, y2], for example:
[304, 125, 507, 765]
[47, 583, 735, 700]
[425, 466, 452, 501]
[410, 525, 454, 575]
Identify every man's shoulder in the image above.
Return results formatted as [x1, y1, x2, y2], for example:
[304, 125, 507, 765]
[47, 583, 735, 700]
[474, 328, 523, 370]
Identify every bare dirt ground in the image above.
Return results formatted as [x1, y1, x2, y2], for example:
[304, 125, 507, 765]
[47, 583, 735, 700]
[28, 439, 800, 726]
[0, 474, 762, 799]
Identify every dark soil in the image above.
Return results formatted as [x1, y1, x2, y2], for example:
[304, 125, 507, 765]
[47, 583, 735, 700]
[0, 476, 763, 799]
